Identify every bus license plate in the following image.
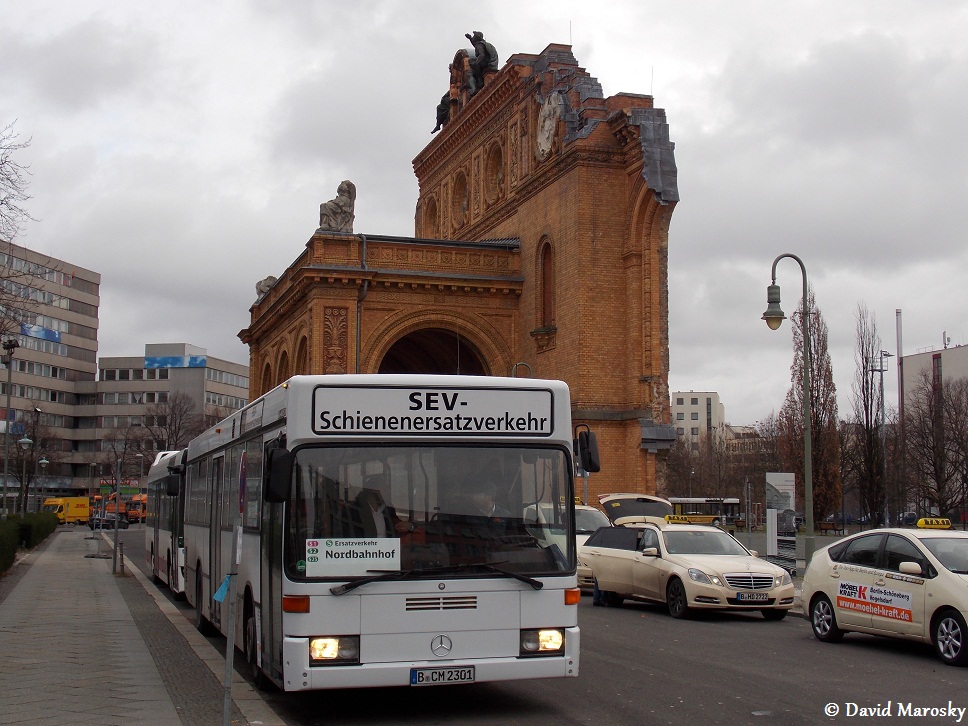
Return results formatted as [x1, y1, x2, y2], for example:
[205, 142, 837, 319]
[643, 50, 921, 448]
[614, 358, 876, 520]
[737, 592, 768, 602]
[410, 666, 475, 686]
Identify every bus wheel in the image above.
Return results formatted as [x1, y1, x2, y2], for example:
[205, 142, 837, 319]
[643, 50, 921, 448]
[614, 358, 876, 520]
[195, 573, 215, 636]
[245, 605, 269, 690]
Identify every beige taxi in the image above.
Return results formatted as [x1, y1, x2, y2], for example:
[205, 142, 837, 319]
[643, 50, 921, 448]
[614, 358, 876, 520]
[802, 518, 968, 666]
[580, 519, 794, 619]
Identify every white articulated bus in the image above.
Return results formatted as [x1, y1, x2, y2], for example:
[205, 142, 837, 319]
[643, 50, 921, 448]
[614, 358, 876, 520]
[182, 374, 599, 691]
[145, 450, 188, 596]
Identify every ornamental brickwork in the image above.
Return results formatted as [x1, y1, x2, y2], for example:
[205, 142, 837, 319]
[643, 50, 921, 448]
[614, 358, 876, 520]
[239, 42, 679, 497]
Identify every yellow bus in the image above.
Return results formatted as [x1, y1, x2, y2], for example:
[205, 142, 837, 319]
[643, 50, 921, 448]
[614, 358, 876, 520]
[668, 497, 740, 527]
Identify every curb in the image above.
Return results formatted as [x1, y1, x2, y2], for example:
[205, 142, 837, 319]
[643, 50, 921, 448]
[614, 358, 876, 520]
[118, 535, 288, 726]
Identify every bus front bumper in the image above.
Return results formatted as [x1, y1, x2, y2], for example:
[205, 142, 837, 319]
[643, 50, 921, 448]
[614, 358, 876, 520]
[280, 626, 580, 691]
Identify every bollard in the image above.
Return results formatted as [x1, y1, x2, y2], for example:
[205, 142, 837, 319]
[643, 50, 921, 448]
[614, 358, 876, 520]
[119, 541, 125, 575]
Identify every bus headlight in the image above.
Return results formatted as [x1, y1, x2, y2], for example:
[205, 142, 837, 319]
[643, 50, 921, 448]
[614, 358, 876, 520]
[519, 628, 564, 657]
[309, 635, 360, 665]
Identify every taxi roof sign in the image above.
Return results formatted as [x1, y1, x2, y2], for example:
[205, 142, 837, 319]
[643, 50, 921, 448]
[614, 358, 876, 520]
[917, 517, 952, 530]
[665, 514, 691, 524]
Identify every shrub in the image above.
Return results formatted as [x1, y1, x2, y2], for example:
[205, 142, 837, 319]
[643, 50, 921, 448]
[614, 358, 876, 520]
[19, 512, 58, 547]
[0, 518, 17, 573]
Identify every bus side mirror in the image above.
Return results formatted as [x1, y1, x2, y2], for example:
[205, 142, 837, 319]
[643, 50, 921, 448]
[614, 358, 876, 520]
[264, 447, 292, 503]
[165, 474, 179, 497]
[577, 430, 600, 473]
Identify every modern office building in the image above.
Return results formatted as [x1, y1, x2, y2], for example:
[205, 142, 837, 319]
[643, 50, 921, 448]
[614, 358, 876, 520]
[78, 343, 249, 497]
[670, 391, 725, 449]
[1, 241, 251, 510]
[900, 344, 968, 407]
[0, 241, 100, 513]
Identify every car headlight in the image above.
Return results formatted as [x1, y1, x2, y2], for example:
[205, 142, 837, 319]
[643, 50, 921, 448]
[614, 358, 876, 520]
[687, 568, 722, 586]
[776, 572, 793, 587]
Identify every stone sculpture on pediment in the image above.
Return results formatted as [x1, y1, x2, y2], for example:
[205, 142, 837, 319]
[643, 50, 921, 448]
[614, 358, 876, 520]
[432, 32, 499, 132]
[535, 92, 562, 161]
[318, 180, 356, 233]
[255, 275, 277, 302]
[465, 31, 498, 96]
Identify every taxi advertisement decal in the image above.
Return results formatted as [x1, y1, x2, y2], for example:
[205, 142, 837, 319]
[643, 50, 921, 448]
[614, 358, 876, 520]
[837, 580, 913, 622]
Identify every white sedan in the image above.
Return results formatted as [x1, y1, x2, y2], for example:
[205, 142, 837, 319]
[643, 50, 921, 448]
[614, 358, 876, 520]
[802, 519, 968, 666]
[575, 504, 611, 589]
[580, 521, 794, 619]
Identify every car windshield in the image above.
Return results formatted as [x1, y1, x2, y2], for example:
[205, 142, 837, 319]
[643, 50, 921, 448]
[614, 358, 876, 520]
[575, 507, 610, 534]
[663, 529, 749, 556]
[921, 537, 968, 574]
[285, 444, 574, 581]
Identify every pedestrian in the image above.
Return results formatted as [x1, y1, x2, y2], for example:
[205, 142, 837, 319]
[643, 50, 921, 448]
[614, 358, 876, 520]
[592, 577, 606, 606]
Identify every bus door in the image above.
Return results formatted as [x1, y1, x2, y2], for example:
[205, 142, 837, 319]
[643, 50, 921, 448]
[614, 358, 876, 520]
[261, 497, 285, 684]
[149, 486, 161, 577]
[209, 455, 225, 626]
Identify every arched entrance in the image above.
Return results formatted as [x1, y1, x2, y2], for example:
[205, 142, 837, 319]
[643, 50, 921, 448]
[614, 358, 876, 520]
[378, 328, 487, 375]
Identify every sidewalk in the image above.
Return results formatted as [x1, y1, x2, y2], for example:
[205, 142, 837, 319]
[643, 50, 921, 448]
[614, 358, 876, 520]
[0, 528, 286, 726]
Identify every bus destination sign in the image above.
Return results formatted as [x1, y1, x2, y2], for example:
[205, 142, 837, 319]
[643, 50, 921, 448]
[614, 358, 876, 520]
[312, 386, 554, 437]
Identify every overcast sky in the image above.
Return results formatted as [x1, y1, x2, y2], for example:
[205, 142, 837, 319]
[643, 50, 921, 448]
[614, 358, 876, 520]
[3, 1, 966, 425]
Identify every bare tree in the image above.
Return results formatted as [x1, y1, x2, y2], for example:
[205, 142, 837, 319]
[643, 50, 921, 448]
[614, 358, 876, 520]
[777, 287, 842, 523]
[144, 391, 206, 450]
[3, 410, 64, 513]
[904, 370, 968, 518]
[0, 121, 33, 243]
[848, 303, 886, 523]
[99, 424, 154, 486]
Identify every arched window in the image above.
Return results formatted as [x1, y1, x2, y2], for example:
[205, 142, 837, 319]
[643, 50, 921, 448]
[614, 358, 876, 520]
[539, 240, 555, 328]
[294, 337, 309, 375]
[278, 351, 290, 386]
[261, 363, 272, 396]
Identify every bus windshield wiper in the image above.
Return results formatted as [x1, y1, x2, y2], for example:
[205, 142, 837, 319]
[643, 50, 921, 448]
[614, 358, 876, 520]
[329, 561, 543, 596]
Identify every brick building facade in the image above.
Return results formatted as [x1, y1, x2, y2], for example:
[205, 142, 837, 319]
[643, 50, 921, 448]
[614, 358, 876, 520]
[239, 42, 678, 497]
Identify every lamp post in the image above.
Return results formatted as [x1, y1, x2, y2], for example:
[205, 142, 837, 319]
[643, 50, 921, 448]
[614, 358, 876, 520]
[1, 339, 18, 518]
[872, 350, 894, 525]
[36, 455, 48, 511]
[762, 253, 815, 565]
[17, 435, 31, 515]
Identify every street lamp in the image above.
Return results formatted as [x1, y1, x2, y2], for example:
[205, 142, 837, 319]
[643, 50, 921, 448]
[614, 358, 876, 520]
[37, 456, 48, 511]
[872, 350, 894, 525]
[1, 339, 18, 518]
[763, 253, 815, 565]
[17, 435, 31, 515]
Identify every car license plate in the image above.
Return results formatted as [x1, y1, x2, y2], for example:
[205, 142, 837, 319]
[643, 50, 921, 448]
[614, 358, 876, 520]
[410, 666, 475, 686]
[736, 591, 768, 602]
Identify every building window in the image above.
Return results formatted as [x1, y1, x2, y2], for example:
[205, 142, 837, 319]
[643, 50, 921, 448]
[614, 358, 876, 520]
[452, 172, 468, 228]
[104, 369, 116, 381]
[691, 397, 698, 405]
[539, 239, 555, 328]
[676, 427, 684, 435]
[691, 427, 699, 435]
[676, 413, 684, 421]
[691, 412, 699, 420]
[676, 397, 684, 405]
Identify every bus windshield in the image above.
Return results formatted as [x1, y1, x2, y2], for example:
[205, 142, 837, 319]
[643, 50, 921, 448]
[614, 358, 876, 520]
[285, 444, 574, 581]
